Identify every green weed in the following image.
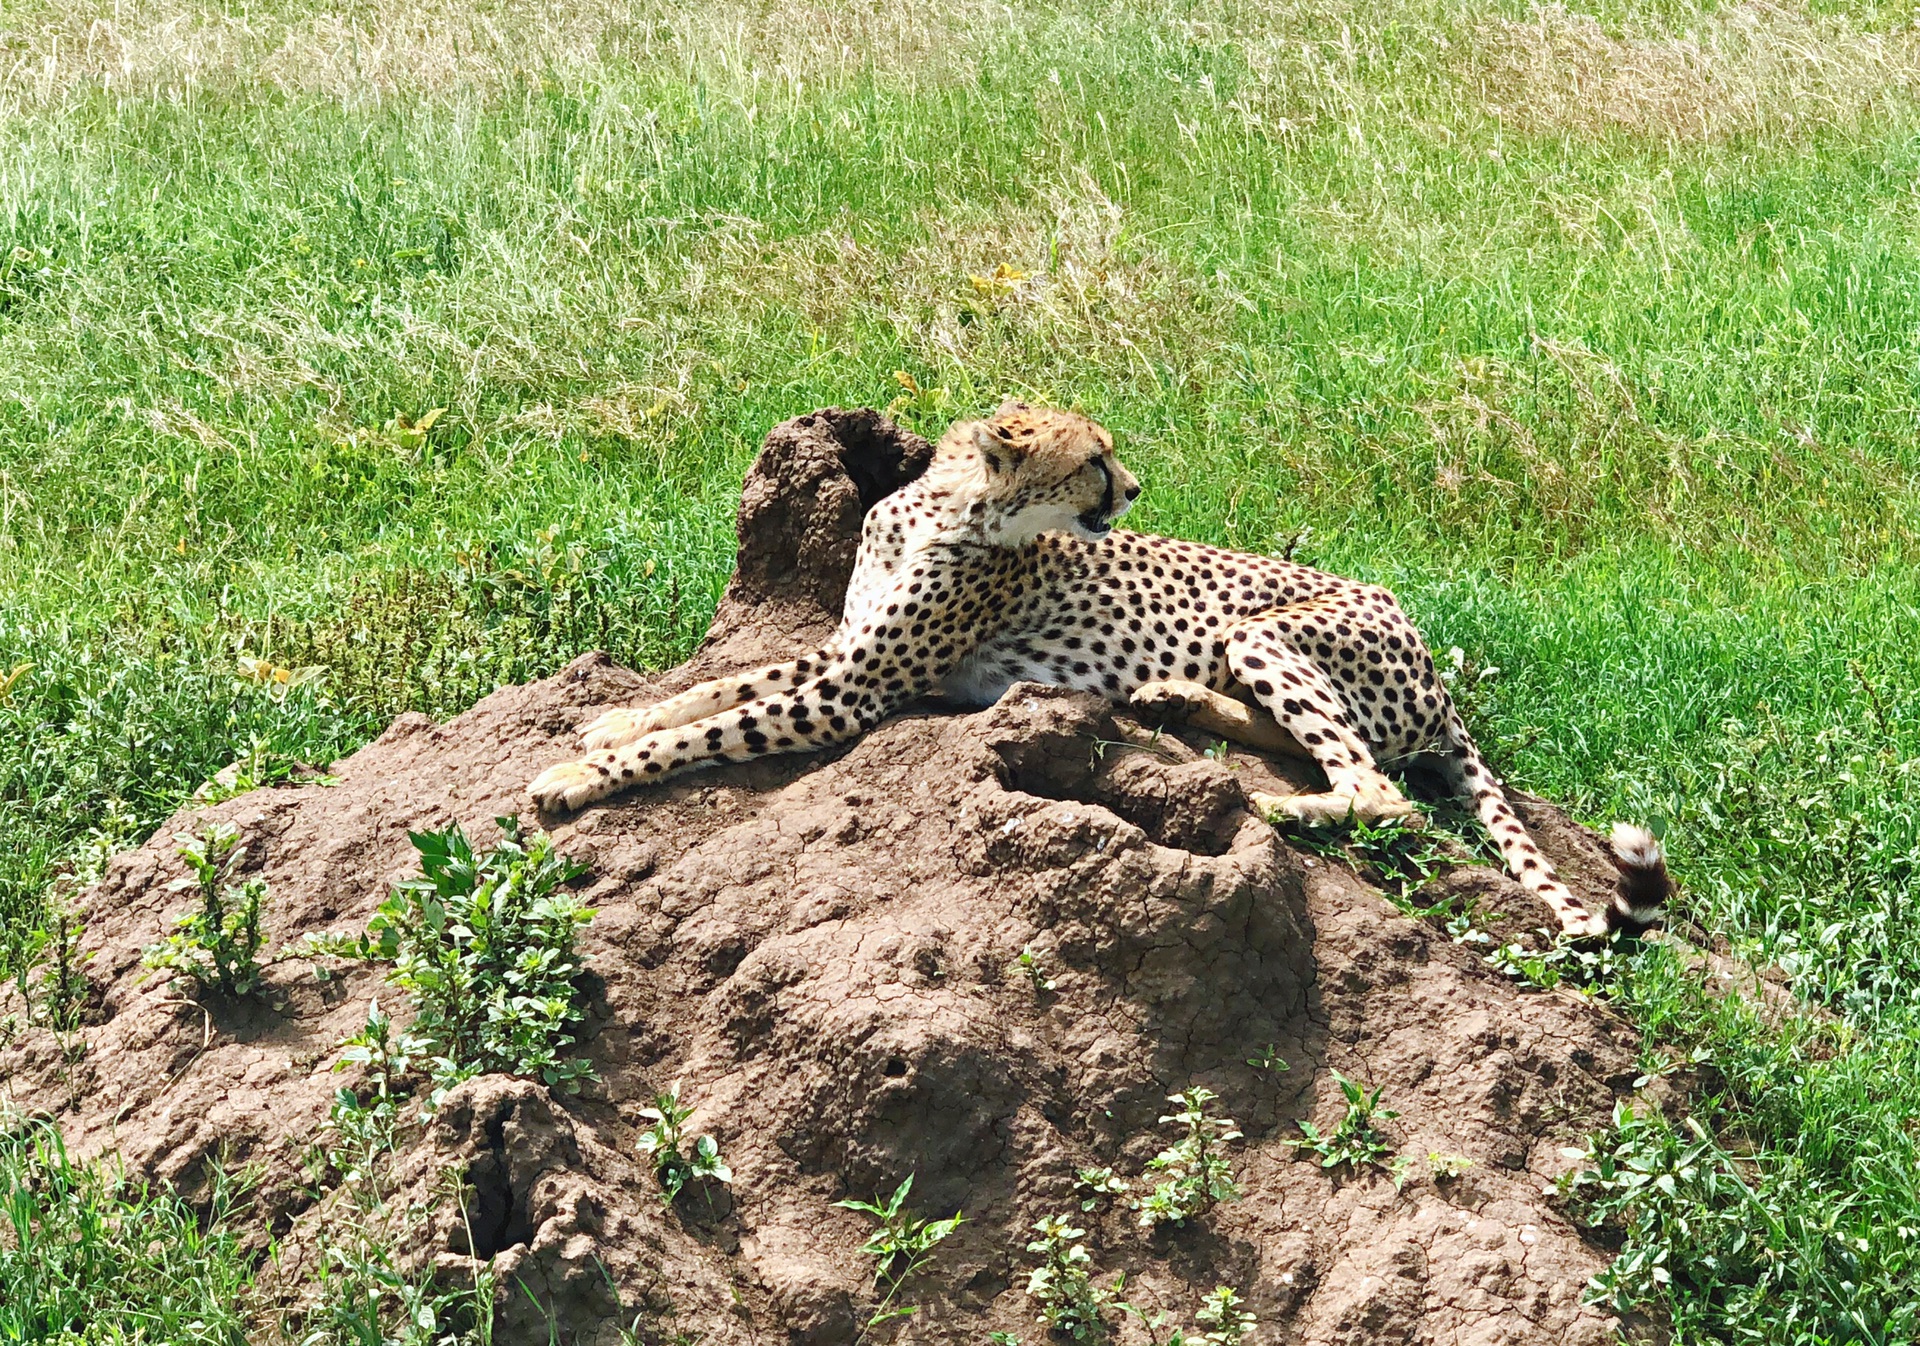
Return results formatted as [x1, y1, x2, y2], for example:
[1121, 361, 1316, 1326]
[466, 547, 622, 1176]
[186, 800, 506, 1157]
[637, 1086, 734, 1207]
[1073, 1165, 1130, 1212]
[1133, 1088, 1243, 1229]
[1120, 1286, 1255, 1346]
[305, 819, 594, 1102]
[1295, 1072, 1410, 1188]
[0, 1115, 253, 1344]
[1022, 1216, 1115, 1344]
[142, 821, 268, 999]
[834, 1175, 964, 1330]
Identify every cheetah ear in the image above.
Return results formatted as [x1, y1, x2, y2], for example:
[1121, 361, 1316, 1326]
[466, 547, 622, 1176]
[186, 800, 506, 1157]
[993, 398, 1032, 418]
[969, 422, 1012, 474]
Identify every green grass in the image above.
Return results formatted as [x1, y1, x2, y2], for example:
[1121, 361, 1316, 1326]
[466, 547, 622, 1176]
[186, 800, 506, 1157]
[6, 0, 1920, 1336]
[0, 1117, 253, 1343]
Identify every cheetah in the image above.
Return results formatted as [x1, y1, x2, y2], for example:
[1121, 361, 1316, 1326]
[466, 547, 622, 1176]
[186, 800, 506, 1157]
[530, 404, 1669, 938]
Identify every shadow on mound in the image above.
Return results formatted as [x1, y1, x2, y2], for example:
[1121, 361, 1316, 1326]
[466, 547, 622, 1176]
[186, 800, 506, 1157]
[4, 408, 1656, 1345]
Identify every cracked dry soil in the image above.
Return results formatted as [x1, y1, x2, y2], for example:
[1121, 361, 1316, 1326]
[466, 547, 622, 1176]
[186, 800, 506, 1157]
[5, 409, 1658, 1344]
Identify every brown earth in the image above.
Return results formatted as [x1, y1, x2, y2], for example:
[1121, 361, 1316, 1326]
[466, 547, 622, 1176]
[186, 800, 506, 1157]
[4, 409, 1660, 1345]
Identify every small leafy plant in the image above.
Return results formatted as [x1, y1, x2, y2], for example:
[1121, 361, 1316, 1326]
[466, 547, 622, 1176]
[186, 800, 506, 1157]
[1018, 944, 1057, 992]
[142, 822, 267, 998]
[15, 902, 91, 1045]
[1120, 1285, 1256, 1346]
[835, 1174, 964, 1329]
[1486, 930, 1631, 995]
[1134, 1087, 1243, 1228]
[1295, 1071, 1408, 1186]
[1023, 1215, 1115, 1342]
[1074, 1165, 1130, 1212]
[312, 1001, 420, 1200]
[1247, 1044, 1288, 1072]
[1428, 1151, 1475, 1181]
[637, 1086, 733, 1205]
[305, 818, 593, 1101]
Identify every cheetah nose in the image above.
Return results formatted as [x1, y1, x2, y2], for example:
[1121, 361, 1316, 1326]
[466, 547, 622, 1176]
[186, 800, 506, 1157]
[1123, 483, 1141, 501]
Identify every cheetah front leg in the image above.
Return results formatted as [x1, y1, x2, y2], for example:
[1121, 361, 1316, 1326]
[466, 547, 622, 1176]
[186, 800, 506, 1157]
[530, 665, 889, 812]
[1220, 619, 1420, 828]
[531, 573, 982, 812]
[575, 650, 834, 750]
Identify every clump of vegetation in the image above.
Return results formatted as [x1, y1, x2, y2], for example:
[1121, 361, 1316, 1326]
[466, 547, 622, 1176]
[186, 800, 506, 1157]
[0, 1115, 254, 1342]
[311, 1001, 417, 1198]
[835, 1174, 964, 1329]
[637, 1086, 733, 1205]
[298, 1167, 497, 1346]
[1133, 1088, 1243, 1228]
[1485, 931, 1632, 995]
[1427, 1152, 1474, 1181]
[12, 901, 91, 1054]
[1295, 1072, 1409, 1187]
[1122, 1285, 1256, 1346]
[142, 821, 267, 998]
[1023, 1215, 1116, 1343]
[1558, 1102, 1888, 1338]
[307, 818, 594, 1101]
[300, 1008, 499, 1345]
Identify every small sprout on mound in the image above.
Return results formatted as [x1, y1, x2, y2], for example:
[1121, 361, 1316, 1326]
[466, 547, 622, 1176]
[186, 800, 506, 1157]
[143, 821, 266, 998]
[1075, 1165, 1130, 1212]
[835, 1174, 964, 1329]
[1193, 1286, 1256, 1346]
[988, 1334, 1022, 1346]
[1133, 1087, 1243, 1228]
[302, 818, 593, 1103]
[1018, 944, 1056, 992]
[1428, 1151, 1475, 1181]
[18, 902, 91, 1045]
[1296, 1071, 1407, 1186]
[1024, 1215, 1115, 1342]
[1247, 1044, 1288, 1072]
[638, 1086, 732, 1204]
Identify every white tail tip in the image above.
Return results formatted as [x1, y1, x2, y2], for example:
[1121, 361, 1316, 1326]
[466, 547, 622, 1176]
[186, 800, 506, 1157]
[1609, 821, 1663, 869]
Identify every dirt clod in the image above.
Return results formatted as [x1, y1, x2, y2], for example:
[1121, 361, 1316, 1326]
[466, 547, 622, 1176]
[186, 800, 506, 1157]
[3, 408, 1650, 1344]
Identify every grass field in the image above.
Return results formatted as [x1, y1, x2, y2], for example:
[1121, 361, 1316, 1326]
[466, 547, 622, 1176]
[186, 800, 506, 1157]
[5, 0, 1920, 1337]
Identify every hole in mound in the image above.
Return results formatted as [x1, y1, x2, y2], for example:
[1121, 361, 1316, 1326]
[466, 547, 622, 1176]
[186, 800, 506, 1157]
[458, 1112, 535, 1260]
[999, 745, 1240, 857]
[883, 1056, 908, 1078]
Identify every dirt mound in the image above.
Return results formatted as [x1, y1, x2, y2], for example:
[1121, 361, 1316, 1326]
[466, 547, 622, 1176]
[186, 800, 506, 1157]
[4, 409, 1648, 1344]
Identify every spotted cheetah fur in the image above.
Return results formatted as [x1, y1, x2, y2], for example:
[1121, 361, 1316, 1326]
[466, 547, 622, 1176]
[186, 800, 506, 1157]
[531, 403, 1669, 938]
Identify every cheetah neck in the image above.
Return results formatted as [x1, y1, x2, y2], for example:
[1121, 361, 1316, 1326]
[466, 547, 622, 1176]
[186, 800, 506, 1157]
[840, 471, 1016, 631]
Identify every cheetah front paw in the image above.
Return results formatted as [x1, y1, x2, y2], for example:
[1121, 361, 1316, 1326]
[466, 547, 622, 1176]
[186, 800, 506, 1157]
[529, 758, 612, 813]
[579, 706, 665, 750]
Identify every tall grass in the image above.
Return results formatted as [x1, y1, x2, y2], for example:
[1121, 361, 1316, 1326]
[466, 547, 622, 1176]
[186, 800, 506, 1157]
[4, 0, 1920, 1335]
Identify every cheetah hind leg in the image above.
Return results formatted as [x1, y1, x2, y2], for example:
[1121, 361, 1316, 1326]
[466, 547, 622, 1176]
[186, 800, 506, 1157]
[1216, 624, 1425, 831]
[1127, 680, 1312, 759]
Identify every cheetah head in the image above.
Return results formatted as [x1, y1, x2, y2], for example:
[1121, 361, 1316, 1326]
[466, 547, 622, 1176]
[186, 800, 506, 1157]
[932, 401, 1142, 545]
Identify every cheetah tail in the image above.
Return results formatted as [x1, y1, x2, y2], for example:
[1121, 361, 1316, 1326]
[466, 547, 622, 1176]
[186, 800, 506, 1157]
[1606, 822, 1672, 932]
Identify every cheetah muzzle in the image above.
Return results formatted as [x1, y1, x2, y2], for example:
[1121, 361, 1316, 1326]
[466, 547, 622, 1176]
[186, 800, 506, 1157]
[529, 403, 1670, 938]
